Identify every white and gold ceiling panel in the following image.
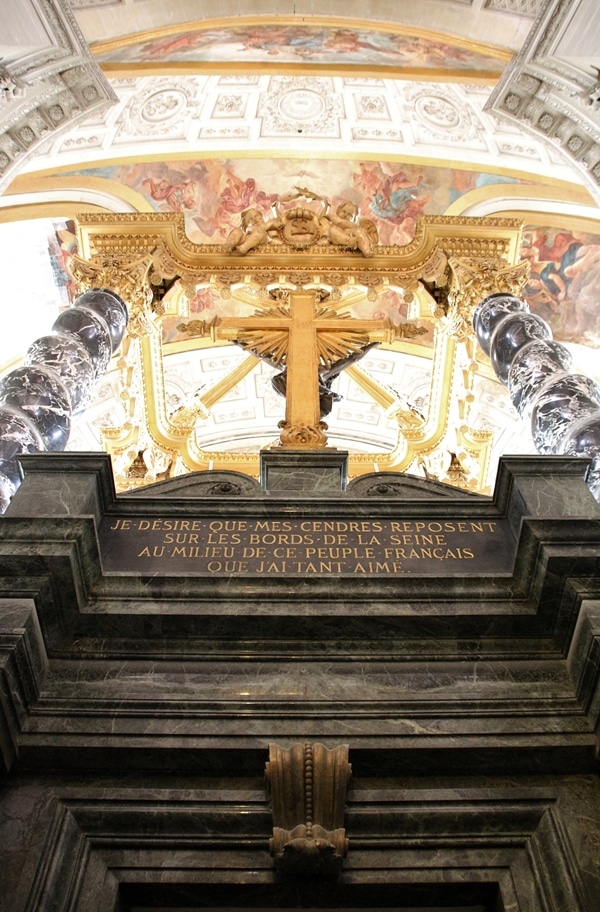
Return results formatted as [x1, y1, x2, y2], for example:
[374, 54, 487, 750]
[15, 75, 582, 191]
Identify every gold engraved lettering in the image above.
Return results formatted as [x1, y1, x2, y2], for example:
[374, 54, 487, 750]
[164, 533, 200, 544]
[112, 514, 497, 575]
[384, 548, 407, 559]
[207, 532, 241, 544]
[136, 519, 203, 531]
[256, 561, 288, 573]
[207, 560, 249, 573]
[172, 546, 189, 557]
[137, 545, 165, 557]
[110, 519, 132, 530]
[243, 546, 266, 558]
[273, 547, 297, 559]
[390, 521, 413, 533]
[170, 545, 203, 558]
[209, 520, 248, 531]
[253, 520, 292, 532]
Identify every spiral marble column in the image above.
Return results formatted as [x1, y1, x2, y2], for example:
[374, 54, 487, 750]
[473, 292, 600, 499]
[0, 289, 128, 512]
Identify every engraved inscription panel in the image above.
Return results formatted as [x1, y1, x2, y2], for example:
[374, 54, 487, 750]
[99, 516, 515, 576]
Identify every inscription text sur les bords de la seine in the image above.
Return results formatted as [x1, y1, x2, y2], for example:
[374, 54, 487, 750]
[99, 517, 515, 576]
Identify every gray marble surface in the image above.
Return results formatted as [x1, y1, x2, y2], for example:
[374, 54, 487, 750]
[1, 773, 598, 912]
[509, 339, 573, 419]
[0, 406, 43, 490]
[0, 365, 71, 451]
[52, 306, 112, 378]
[1, 451, 599, 911]
[531, 372, 600, 455]
[473, 293, 529, 357]
[489, 311, 551, 386]
[261, 449, 349, 494]
[75, 289, 127, 353]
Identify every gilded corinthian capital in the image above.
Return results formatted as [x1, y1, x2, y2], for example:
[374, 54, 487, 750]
[70, 253, 156, 337]
[439, 255, 530, 340]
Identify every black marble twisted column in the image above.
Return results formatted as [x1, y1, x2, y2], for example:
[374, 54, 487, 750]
[473, 292, 600, 499]
[0, 289, 128, 512]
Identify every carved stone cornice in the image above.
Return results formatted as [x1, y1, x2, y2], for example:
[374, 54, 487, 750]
[0, 598, 48, 773]
[0, 0, 117, 192]
[266, 742, 351, 879]
[485, 0, 600, 203]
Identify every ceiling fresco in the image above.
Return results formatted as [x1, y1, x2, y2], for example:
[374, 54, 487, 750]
[54, 156, 523, 247]
[522, 225, 600, 348]
[91, 20, 510, 75]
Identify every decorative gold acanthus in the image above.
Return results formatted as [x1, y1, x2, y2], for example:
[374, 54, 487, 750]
[439, 255, 530, 340]
[277, 419, 330, 449]
[266, 742, 351, 878]
[69, 252, 156, 338]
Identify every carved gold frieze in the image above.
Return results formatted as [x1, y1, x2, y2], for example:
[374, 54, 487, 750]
[77, 211, 522, 267]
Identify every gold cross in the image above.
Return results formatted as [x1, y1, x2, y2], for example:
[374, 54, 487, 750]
[179, 289, 400, 449]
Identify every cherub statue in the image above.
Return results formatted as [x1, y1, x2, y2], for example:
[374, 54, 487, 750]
[224, 188, 378, 256]
[225, 207, 282, 255]
[321, 200, 378, 257]
[283, 188, 377, 255]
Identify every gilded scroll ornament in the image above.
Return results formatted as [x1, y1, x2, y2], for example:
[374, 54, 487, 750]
[277, 419, 329, 449]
